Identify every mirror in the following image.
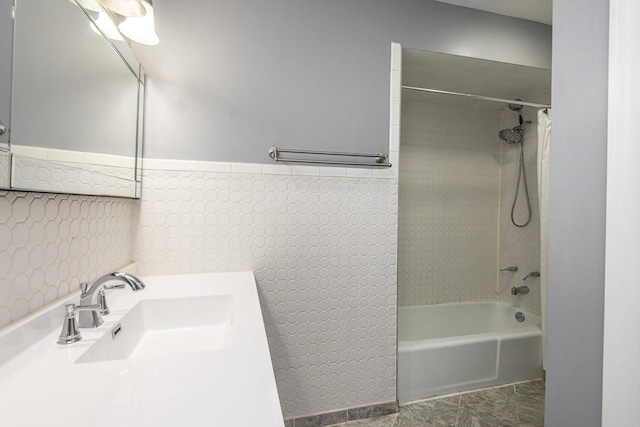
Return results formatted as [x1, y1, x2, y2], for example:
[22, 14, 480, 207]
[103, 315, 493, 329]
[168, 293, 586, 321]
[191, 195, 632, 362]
[2, 0, 144, 198]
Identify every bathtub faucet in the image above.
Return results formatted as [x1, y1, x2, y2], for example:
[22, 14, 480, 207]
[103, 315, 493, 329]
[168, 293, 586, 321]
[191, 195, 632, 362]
[522, 271, 541, 281]
[511, 285, 530, 295]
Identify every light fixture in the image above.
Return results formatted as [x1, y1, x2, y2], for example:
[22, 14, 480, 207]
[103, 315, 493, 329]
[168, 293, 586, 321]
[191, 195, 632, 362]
[69, 0, 101, 12]
[90, 11, 124, 41]
[100, 0, 145, 18]
[70, 0, 159, 45]
[117, 0, 159, 46]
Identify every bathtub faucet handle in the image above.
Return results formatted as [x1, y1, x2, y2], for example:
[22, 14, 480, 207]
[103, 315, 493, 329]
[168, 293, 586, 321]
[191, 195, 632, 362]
[500, 266, 518, 272]
[523, 271, 541, 281]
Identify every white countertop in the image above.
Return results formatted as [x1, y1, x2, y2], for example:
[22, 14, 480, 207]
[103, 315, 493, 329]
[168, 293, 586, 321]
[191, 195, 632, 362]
[0, 272, 284, 427]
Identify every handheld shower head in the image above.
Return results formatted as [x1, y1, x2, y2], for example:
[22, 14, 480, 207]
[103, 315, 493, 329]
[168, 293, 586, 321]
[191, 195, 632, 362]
[499, 127, 522, 144]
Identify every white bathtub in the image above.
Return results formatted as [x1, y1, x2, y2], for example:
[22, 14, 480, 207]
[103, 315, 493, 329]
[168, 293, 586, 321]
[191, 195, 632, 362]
[398, 301, 543, 403]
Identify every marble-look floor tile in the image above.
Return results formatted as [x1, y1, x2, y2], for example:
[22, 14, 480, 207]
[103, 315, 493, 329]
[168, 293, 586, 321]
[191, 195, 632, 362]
[326, 380, 545, 427]
[515, 380, 545, 399]
[333, 414, 399, 427]
[516, 380, 545, 425]
[395, 398, 459, 427]
[459, 385, 518, 422]
[456, 407, 518, 427]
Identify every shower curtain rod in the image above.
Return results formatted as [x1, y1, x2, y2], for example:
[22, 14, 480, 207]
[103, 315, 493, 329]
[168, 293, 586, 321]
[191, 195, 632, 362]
[401, 86, 552, 109]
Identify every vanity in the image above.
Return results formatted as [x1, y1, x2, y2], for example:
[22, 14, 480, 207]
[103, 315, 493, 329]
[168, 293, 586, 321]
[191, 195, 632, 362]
[0, 272, 284, 427]
[0, 4, 284, 425]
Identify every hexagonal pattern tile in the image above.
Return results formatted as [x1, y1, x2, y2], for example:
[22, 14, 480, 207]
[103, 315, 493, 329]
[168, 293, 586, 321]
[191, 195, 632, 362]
[398, 101, 541, 316]
[398, 101, 501, 306]
[0, 191, 135, 328]
[135, 170, 398, 418]
[12, 157, 136, 197]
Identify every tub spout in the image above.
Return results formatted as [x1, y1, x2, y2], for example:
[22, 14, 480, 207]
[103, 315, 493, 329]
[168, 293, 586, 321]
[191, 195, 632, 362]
[511, 285, 530, 295]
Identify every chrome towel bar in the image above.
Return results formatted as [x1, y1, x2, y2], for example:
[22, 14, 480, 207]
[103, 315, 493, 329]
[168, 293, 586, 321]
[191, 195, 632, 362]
[268, 147, 392, 168]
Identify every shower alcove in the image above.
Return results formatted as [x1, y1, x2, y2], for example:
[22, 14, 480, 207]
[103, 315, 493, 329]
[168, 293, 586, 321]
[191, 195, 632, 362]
[395, 48, 551, 403]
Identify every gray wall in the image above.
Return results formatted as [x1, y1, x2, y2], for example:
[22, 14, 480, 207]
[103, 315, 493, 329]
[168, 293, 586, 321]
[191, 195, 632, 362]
[11, 0, 138, 156]
[135, 0, 551, 163]
[0, 0, 12, 146]
[546, 0, 608, 425]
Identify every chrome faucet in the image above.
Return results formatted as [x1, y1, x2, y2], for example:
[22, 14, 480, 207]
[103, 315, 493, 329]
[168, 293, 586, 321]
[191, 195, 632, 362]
[57, 303, 106, 344]
[511, 285, 530, 295]
[78, 272, 145, 328]
[523, 271, 541, 281]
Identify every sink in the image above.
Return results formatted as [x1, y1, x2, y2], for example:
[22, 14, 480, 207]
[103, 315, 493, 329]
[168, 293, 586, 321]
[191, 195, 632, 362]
[77, 294, 235, 363]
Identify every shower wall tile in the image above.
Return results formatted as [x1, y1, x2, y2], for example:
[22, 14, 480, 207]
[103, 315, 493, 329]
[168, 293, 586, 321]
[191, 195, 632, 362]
[398, 101, 502, 306]
[497, 109, 541, 314]
[135, 170, 398, 419]
[0, 191, 136, 329]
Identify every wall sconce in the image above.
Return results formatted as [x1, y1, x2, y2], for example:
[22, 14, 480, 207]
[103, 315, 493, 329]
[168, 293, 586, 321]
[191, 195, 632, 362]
[90, 11, 124, 40]
[72, 0, 159, 45]
[118, 1, 159, 46]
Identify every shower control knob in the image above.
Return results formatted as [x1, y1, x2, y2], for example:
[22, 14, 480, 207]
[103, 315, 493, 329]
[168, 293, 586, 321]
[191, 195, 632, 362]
[0, 123, 6, 136]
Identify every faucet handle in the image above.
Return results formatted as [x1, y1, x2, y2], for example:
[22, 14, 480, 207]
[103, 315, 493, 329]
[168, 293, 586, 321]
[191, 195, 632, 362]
[57, 304, 82, 345]
[500, 266, 518, 272]
[523, 271, 541, 281]
[80, 282, 89, 294]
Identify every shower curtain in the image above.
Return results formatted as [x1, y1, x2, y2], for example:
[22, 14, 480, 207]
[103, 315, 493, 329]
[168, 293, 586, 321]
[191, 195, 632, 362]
[537, 109, 551, 369]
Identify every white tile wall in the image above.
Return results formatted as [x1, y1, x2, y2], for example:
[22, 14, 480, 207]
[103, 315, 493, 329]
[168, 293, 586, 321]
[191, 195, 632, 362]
[0, 191, 136, 329]
[398, 100, 502, 306]
[398, 98, 542, 315]
[134, 169, 398, 418]
[497, 109, 541, 314]
[12, 156, 136, 198]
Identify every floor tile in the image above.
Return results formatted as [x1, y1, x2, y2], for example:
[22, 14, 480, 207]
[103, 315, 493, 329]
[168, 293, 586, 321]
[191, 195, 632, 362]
[515, 380, 545, 425]
[456, 407, 518, 427]
[327, 380, 545, 427]
[459, 385, 518, 422]
[332, 414, 399, 427]
[396, 399, 459, 426]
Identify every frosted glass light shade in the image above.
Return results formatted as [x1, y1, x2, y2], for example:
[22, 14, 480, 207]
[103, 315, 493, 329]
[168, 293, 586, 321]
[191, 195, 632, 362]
[101, 0, 145, 18]
[70, 0, 101, 12]
[90, 11, 124, 41]
[118, 1, 159, 45]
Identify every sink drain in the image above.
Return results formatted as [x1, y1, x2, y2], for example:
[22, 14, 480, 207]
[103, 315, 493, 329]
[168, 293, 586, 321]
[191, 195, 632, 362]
[515, 312, 525, 323]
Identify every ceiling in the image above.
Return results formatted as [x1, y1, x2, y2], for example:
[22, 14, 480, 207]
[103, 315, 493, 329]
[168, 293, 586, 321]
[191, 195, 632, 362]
[433, 0, 552, 25]
[402, 48, 551, 110]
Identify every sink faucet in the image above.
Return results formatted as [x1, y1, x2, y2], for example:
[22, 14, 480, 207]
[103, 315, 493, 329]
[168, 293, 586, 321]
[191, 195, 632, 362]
[57, 303, 101, 344]
[523, 271, 541, 281]
[78, 272, 145, 328]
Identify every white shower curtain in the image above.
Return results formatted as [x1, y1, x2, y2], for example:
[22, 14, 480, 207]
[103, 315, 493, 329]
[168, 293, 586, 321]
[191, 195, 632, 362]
[537, 109, 551, 369]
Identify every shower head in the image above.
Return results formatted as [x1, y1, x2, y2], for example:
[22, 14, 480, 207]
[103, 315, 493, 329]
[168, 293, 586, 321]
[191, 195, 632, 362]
[499, 127, 522, 144]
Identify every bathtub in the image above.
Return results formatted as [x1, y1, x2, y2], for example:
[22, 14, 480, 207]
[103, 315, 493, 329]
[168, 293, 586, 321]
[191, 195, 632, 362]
[397, 301, 543, 403]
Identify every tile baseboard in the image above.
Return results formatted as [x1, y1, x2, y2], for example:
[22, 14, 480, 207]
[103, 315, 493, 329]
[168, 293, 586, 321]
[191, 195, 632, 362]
[285, 401, 399, 427]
